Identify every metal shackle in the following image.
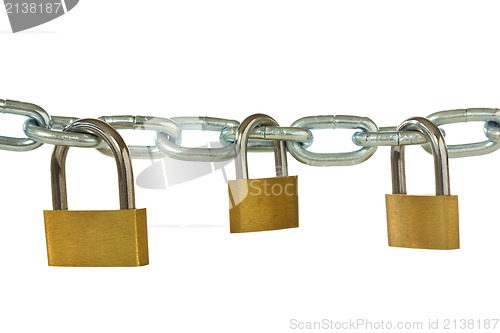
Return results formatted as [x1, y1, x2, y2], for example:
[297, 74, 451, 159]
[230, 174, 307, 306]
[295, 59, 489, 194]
[234, 114, 288, 179]
[51, 118, 135, 210]
[391, 117, 451, 196]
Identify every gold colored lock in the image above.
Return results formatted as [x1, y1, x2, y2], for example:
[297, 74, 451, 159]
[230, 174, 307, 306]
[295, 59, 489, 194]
[228, 114, 298, 233]
[43, 118, 149, 266]
[385, 117, 459, 250]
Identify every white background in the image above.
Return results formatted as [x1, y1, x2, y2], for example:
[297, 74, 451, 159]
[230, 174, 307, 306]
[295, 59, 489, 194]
[1, 1, 500, 332]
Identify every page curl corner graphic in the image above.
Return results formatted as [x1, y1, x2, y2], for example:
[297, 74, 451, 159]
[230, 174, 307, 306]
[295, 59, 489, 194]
[4, 0, 79, 33]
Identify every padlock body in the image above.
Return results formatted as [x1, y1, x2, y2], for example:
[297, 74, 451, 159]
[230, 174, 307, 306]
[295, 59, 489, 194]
[228, 176, 298, 233]
[43, 208, 149, 267]
[385, 194, 459, 250]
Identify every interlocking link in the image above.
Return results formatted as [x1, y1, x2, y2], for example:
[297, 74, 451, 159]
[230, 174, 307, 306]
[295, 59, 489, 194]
[156, 117, 236, 161]
[220, 125, 314, 151]
[425, 108, 500, 158]
[0, 99, 51, 151]
[352, 126, 431, 147]
[97, 116, 181, 159]
[353, 126, 448, 147]
[287, 115, 378, 166]
[24, 116, 102, 148]
[171, 116, 283, 153]
[6, 98, 500, 165]
[484, 120, 500, 142]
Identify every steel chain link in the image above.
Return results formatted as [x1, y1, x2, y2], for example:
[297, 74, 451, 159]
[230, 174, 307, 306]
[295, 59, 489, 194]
[0, 99, 51, 151]
[286, 115, 378, 166]
[425, 108, 500, 157]
[98, 115, 181, 159]
[2, 99, 500, 165]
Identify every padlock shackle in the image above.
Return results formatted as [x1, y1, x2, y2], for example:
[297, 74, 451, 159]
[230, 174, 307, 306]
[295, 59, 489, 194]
[234, 114, 288, 179]
[51, 118, 135, 210]
[391, 117, 451, 196]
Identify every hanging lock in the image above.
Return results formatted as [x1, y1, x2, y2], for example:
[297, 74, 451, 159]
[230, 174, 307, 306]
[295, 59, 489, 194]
[228, 114, 298, 233]
[43, 119, 149, 266]
[385, 117, 459, 250]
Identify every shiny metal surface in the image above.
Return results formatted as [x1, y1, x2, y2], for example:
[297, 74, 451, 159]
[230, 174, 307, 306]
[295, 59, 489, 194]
[44, 208, 149, 266]
[220, 125, 313, 149]
[484, 120, 500, 142]
[24, 116, 102, 148]
[287, 115, 378, 166]
[156, 116, 236, 161]
[385, 194, 459, 249]
[229, 114, 297, 233]
[98, 115, 181, 159]
[0, 99, 51, 151]
[228, 176, 299, 233]
[6, 98, 500, 165]
[391, 117, 450, 196]
[353, 126, 436, 147]
[426, 108, 500, 157]
[387, 117, 459, 250]
[234, 114, 288, 179]
[51, 118, 135, 210]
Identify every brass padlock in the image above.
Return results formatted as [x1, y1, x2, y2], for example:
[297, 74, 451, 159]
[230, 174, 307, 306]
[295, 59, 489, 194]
[385, 117, 459, 250]
[228, 114, 298, 233]
[43, 118, 149, 266]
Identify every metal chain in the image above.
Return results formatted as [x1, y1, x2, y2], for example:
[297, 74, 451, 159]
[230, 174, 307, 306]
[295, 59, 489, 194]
[286, 115, 378, 166]
[0, 99, 51, 151]
[425, 108, 500, 157]
[3, 99, 500, 166]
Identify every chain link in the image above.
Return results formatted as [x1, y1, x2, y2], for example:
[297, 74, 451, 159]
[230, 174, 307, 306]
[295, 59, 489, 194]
[353, 126, 433, 147]
[287, 115, 378, 166]
[425, 108, 500, 158]
[0, 99, 51, 151]
[24, 116, 102, 148]
[97, 116, 181, 159]
[484, 120, 500, 142]
[220, 125, 314, 151]
[156, 117, 236, 161]
[4, 99, 500, 165]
